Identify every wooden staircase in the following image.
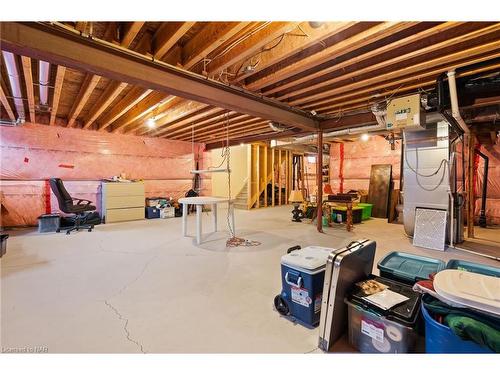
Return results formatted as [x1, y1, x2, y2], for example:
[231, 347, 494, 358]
[233, 181, 249, 210]
[231, 144, 296, 210]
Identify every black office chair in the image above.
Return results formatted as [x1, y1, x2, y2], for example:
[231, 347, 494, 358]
[49, 178, 97, 235]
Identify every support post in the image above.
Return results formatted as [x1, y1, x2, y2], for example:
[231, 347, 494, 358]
[247, 144, 252, 209]
[256, 145, 260, 208]
[278, 151, 282, 206]
[264, 146, 268, 207]
[272, 149, 275, 207]
[317, 128, 323, 233]
[467, 134, 475, 238]
[285, 150, 289, 204]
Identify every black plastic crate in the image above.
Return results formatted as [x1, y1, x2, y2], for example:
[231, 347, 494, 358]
[38, 214, 61, 233]
[0, 234, 8, 258]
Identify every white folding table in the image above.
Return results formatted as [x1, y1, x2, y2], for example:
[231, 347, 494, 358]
[178, 196, 235, 245]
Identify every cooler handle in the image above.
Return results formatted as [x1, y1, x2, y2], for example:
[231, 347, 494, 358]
[285, 272, 303, 288]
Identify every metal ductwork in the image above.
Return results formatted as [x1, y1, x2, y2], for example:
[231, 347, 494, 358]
[371, 102, 387, 128]
[39, 60, 50, 107]
[324, 123, 385, 139]
[2, 51, 25, 121]
[269, 121, 289, 132]
[273, 123, 386, 148]
[447, 70, 470, 135]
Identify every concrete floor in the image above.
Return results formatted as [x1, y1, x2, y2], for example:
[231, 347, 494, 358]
[1, 205, 499, 353]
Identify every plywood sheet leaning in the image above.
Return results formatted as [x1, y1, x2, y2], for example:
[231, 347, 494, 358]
[367, 164, 392, 218]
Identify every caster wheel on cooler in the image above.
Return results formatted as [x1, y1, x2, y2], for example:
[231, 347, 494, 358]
[274, 294, 289, 316]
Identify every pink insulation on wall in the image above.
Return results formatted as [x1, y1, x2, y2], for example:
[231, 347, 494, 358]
[0, 123, 210, 226]
[330, 136, 401, 193]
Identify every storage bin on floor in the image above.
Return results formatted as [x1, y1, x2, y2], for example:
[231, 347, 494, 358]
[346, 276, 422, 353]
[38, 214, 61, 233]
[377, 251, 445, 285]
[357, 203, 373, 220]
[446, 259, 500, 278]
[422, 304, 493, 353]
[0, 234, 8, 258]
[331, 206, 362, 224]
[145, 207, 161, 219]
[275, 246, 332, 327]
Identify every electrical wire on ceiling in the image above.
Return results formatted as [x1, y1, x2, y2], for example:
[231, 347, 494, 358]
[233, 23, 312, 79]
[192, 22, 272, 72]
[233, 33, 288, 78]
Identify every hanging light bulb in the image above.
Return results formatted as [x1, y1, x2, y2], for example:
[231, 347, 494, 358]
[360, 133, 370, 142]
[146, 117, 156, 129]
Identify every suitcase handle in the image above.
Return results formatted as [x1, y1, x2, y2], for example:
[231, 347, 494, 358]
[285, 272, 303, 288]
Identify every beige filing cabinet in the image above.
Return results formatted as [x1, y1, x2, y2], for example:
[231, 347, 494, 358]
[101, 182, 145, 223]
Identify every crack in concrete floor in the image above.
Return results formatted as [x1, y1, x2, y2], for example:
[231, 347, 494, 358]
[100, 240, 162, 354]
[104, 299, 146, 354]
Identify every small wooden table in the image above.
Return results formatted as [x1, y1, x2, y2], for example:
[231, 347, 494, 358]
[178, 196, 235, 245]
[324, 200, 354, 232]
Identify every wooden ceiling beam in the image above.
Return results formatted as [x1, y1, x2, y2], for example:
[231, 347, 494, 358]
[148, 106, 222, 137]
[82, 81, 128, 129]
[49, 65, 66, 126]
[0, 23, 317, 130]
[20, 55, 36, 123]
[75, 22, 88, 33]
[323, 82, 438, 115]
[196, 125, 272, 144]
[311, 58, 500, 113]
[298, 43, 500, 109]
[245, 22, 411, 91]
[262, 22, 462, 97]
[182, 22, 251, 70]
[121, 22, 145, 47]
[319, 64, 500, 116]
[0, 83, 16, 121]
[156, 108, 230, 138]
[154, 22, 195, 60]
[103, 22, 119, 44]
[141, 104, 217, 137]
[232, 22, 356, 82]
[205, 128, 305, 150]
[280, 23, 500, 103]
[206, 22, 301, 77]
[96, 86, 152, 130]
[67, 73, 101, 127]
[321, 112, 377, 131]
[122, 96, 184, 133]
[319, 81, 436, 115]
[196, 124, 274, 143]
[110, 92, 172, 133]
[128, 98, 206, 135]
[174, 113, 252, 139]
[70, 22, 132, 129]
[176, 116, 265, 141]
[166, 111, 246, 138]
[95, 25, 175, 134]
[121, 23, 248, 136]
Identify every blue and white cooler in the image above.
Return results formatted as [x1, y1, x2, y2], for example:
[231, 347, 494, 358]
[274, 246, 333, 327]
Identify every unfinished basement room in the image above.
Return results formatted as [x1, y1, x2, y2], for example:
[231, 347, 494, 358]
[1, 3, 499, 372]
